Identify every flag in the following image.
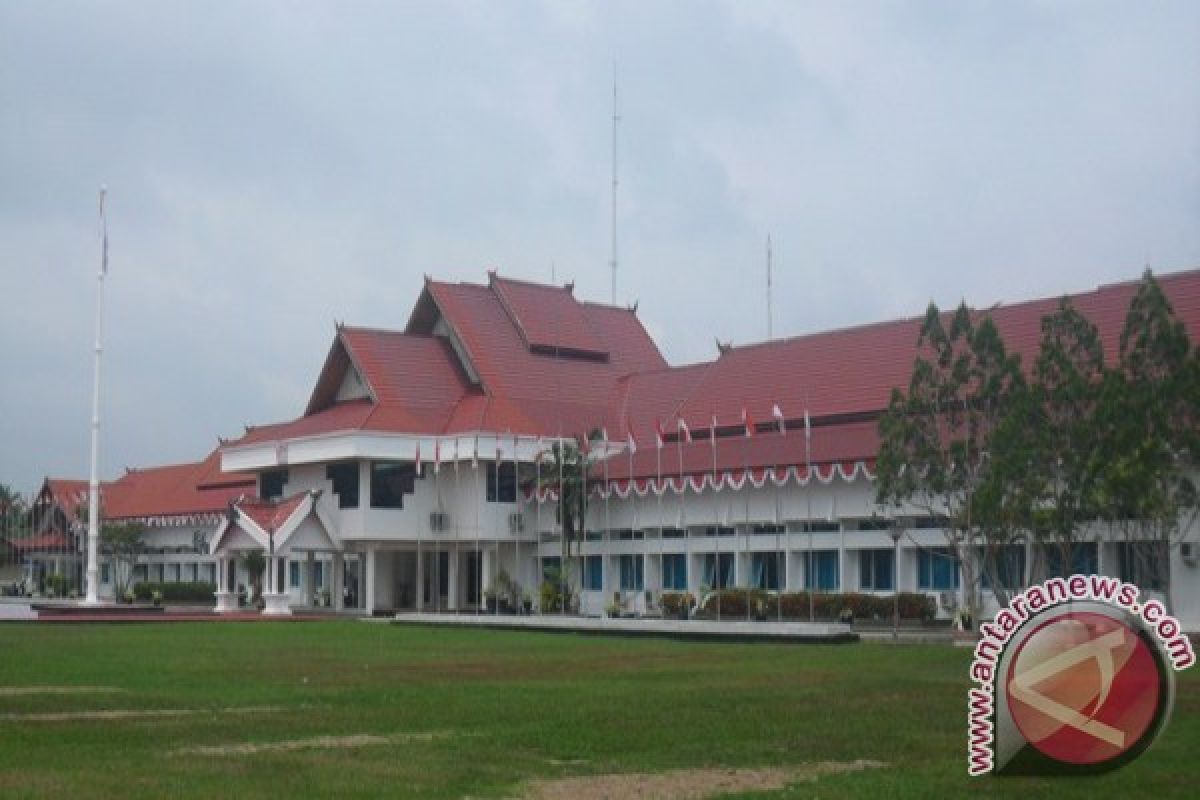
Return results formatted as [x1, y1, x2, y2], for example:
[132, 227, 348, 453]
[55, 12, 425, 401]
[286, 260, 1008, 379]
[655, 418, 666, 450]
[626, 425, 637, 455]
[741, 406, 755, 438]
[433, 439, 441, 474]
[710, 413, 719, 440]
[677, 416, 692, 443]
[772, 403, 786, 435]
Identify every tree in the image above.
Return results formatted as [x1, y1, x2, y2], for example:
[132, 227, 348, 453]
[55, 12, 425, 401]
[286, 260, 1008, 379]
[1094, 271, 1197, 612]
[240, 550, 266, 606]
[990, 299, 1106, 581]
[534, 435, 594, 611]
[876, 303, 1025, 627]
[101, 521, 145, 598]
[0, 484, 25, 570]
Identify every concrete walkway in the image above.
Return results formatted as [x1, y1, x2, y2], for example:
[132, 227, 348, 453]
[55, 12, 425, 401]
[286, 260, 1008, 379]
[391, 613, 857, 643]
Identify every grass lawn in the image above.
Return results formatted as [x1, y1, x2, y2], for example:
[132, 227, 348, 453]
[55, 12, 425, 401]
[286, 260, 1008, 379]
[0, 621, 1195, 798]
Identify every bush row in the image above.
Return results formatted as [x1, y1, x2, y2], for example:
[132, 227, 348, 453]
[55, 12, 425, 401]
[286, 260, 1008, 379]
[131, 581, 216, 604]
[693, 590, 935, 621]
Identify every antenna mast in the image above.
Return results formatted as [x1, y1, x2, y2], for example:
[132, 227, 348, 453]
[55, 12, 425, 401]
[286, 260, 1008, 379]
[610, 64, 619, 305]
[766, 234, 773, 340]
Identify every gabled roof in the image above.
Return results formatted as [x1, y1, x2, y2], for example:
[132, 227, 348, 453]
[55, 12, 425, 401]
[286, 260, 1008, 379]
[489, 273, 609, 359]
[39, 448, 256, 523]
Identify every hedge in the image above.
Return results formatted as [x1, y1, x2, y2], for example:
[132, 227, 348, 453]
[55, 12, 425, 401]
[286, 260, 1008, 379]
[694, 590, 935, 621]
[659, 591, 696, 618]
[132, 581, 216, 604]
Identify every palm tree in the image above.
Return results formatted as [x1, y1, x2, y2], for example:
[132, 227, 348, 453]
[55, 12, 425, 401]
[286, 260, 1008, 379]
[534, 432, 600, 610]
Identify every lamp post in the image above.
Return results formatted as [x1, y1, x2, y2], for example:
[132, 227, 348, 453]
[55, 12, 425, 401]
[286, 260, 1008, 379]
[888, 522, 903, 642]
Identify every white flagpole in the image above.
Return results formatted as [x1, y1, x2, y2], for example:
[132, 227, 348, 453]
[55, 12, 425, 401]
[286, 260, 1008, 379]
[655, 424, 663, 605]
[602, 429, 610, 610]
[711, 414, 720, 622]
[84, 186, 108, 606]
[806, 409, 814, 623]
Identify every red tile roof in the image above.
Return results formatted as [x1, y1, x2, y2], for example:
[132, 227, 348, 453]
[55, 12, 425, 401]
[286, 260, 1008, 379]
[234, 493, 309, 534]
[489, 274, 609, 358]
[3, 531, 75, 554]
[39, 448, 255, 523]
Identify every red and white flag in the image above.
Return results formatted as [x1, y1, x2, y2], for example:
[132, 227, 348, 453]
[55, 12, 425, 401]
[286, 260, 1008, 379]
[654, 419, 666, 450]
[772, 403, 786, 435]
[677, 416, 692, 443]
[741, 406, 755, 438]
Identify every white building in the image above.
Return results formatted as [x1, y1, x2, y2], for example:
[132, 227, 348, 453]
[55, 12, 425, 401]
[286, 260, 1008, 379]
[206, 269, 1200, 627]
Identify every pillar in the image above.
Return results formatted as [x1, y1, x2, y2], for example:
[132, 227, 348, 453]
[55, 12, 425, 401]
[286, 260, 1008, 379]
[332, 552, 345, 611]
[305, 552, 315, 607]
[364, 548, 376, 616]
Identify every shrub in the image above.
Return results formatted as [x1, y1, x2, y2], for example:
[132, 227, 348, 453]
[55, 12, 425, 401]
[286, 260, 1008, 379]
[659, 591, 696, 618]
[132, 581, 216, 604]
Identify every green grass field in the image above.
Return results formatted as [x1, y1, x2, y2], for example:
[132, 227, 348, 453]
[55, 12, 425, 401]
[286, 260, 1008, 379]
[0, 621, 1195, 798]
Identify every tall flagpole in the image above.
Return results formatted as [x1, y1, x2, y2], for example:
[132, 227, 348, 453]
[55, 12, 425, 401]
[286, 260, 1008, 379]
[766, 234, 773, 341]
[610, 64, 619, 305]
[84, 186, 108, 606]
[806, 409, 814, 623]
[710, 413, 720, 622]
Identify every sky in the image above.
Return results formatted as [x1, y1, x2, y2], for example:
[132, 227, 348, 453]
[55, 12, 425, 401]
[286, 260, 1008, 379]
[1, 1, 1198, 495]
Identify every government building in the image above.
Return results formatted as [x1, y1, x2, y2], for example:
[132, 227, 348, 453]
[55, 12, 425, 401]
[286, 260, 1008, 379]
[30, 269, 1200, 628]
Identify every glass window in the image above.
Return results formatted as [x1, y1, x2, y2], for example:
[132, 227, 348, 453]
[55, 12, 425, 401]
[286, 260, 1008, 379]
[751, 552, 784, 590]
[802, 520, 840, 533]
[289, 561, 300, 588]
[314, 561, 324, 589]
[101, 563, 110, 584]
[1117, 541, 1167, 591]
[859, 548, 894, 591]
[167, 563, 181, 583]
[370, 461, 417, 508]
[804, 551, 840, 590]
[918, 548, 961, 590]
[260, 469, 288, 500]
[662, 553, 687, 590]
[486, 462, 517, 503]
[583, 555, 603, 591]
[702, 553, 735, 589]
[752, 524, 786, 535]
[618, 554, 644, 591]
[326, 462, 360, 509]
[542, 557, 561, 583]
[981, 545, 1026, 590]
[200, 563, 215, 584]
[1045, 543, 1098, 578]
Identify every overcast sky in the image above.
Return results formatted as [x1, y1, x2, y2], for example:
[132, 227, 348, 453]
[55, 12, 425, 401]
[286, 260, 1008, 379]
[2, 1, 1198, 494]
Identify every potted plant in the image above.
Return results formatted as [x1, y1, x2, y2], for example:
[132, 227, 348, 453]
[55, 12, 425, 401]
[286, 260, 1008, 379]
[151, 590, 163, 608]
[123, 588, 136, 605]
[605, 600, 621, 618]
[318, 588, 331, 608]
[838, 607, 854, 626]
[752, 595, 769, 622]
[520, 591, 533, 615]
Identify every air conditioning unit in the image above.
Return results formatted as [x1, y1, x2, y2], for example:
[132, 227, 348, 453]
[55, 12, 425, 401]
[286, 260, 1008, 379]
[508, 512, 525, 534]
[429, 511, 449, 532]
[1182, 542, 1197, 567]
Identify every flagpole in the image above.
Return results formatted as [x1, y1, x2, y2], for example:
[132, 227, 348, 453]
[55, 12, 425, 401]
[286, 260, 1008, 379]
[655, 423, 663, 609]
[741, 409, 751, 621]
[806, 410, 814, 623]
[83, 186, 108, 606]
[710, 414, 720, 623]
[602, 430, 610, 613]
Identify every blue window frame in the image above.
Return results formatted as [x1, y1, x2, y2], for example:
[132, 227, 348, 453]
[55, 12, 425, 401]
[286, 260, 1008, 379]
[1045, 543, 1098, 578]
[751, 552, 784, 590]
[702, 553, 735, 589]
[289, 561, 301, 588]
[804, 551, 839, 590]
[858, 548, 894, 591]
[662, 553, 687, 590]
[583, 555, 603, 591]
[619, 554, 644, 591]
[918, 548, 960, 590]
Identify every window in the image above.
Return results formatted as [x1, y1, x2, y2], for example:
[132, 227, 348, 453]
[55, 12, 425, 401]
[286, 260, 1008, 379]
[1117, 541, 1167, 591]
[326, 462, 360, 508]
[918, 548, 960, 590]
[184, 563, 197, 582]
[370, 461, 417, 508]
[289, 561, 301, 589]
[702, 553, 734, 589]
[542, 557, 562, 583]
[752, 524, 785, 535]
[134, 564, 148, 583]
[101, 563, 110, 584]
[151, 564, 164, 583]
[859, 549, 894, 591]
[314, 561, 324, 589]
[804, 551, 839, 590]
[260, 469, 288, 500]
[616, 529, 644, 540]
[167, 563, 181, 583]
[662, 553, 687, 590]
[200, 564, 215, 584]
[583, 555, 603, 591]
[1045, 543, 1098, 578]
[662, 528, 686, 539]
[751, 552, 784, 590]
[981, 545, 1026, 590]
[486, 462, 516, 503]
[618, 554, 644, 590]
[802, 520, 840, 533]
[703, 526, 735, 537]
[855, 518, 891, 531]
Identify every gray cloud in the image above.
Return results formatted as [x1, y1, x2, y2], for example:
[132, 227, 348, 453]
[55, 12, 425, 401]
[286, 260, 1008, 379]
[2, 0, 1197, 493]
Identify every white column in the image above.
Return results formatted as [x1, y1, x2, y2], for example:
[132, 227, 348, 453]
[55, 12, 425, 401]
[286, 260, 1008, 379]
[447, 550, 459, 612]
[305, 552, 315, 607]
[364, 548, 376, 616]
[332, 552, 345, 611]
